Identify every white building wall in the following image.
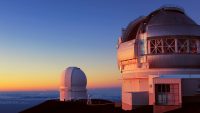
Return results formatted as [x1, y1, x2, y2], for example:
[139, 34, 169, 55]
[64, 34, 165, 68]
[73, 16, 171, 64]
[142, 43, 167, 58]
[148, 76, 156, 105]
[122, 77, 149, 110]
[122, 74, 186, 110]
[122, 92, 132, 110]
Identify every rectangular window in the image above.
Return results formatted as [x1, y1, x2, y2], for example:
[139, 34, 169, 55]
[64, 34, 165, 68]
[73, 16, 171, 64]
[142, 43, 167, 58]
[155, 84, 179, 105]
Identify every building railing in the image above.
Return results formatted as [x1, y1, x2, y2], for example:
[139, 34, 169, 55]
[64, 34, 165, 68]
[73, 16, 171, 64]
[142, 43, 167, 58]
[147, 37, 200, 54]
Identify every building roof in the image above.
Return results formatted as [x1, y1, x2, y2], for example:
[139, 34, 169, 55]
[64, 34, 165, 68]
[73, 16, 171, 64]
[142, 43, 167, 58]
[122, 6, 200, 42]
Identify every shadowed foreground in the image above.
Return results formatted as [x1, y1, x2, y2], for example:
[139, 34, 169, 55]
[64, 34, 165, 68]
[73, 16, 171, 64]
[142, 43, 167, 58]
[19, 99, 153, 113]
[20, 99, 200, 113]
[165, 103, 200, 113]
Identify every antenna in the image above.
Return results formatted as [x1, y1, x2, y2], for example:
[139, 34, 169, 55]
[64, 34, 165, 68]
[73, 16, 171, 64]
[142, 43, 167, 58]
[87, 94, 92, 105]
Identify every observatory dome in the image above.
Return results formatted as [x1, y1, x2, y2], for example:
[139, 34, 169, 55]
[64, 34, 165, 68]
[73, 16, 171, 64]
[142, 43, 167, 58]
[61, 67, 87, 91]
[147, 7, 196, 26]
[60, 67, 87, 101]
[117, 6, 200, 70]
[122, 6, 200, 42]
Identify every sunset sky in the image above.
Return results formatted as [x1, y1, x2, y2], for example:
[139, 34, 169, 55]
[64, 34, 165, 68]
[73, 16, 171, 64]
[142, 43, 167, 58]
[1, 0, 200, 91]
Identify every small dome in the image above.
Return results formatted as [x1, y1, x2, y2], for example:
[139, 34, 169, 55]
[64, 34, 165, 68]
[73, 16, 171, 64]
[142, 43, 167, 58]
[61, 67, 87, 91]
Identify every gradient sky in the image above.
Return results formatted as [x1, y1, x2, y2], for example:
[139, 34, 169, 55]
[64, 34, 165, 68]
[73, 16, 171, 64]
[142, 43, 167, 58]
[1, 0, 200, 91]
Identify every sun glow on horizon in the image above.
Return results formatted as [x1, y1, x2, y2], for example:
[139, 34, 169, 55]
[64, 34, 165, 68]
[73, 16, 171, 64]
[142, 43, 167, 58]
[0, 67, 121, 92]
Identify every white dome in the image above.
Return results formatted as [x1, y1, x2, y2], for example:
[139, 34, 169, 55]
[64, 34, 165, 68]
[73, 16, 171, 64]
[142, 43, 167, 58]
[60, 67, 88, 101]
[60, 67, 87, 91]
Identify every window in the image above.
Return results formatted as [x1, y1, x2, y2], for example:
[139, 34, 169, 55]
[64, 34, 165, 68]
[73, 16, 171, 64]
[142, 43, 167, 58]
[157, 84, 170, 93]
[155, 84, 179, 105]
[150, 39, 163, 54]
[163, 38, 175, 53]
[148, 37, 199, 54]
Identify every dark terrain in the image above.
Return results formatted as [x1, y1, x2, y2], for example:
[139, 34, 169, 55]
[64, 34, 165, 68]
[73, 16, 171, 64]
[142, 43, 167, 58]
[20, 99, 200, 113]
[20, 99, 153, 113]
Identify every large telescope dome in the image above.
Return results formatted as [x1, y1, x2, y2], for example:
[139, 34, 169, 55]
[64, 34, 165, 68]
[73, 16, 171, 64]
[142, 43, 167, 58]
[117, 6, 200, 70]
[121, 6, 200, 42]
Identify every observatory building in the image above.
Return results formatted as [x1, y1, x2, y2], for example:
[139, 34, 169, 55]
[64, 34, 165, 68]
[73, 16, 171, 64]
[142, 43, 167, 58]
[60, 67, 87, 101]
[117, 6, 200, 112]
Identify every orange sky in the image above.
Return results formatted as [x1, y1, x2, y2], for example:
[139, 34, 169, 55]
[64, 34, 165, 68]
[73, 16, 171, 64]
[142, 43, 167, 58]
[0, 57, 121, 91]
